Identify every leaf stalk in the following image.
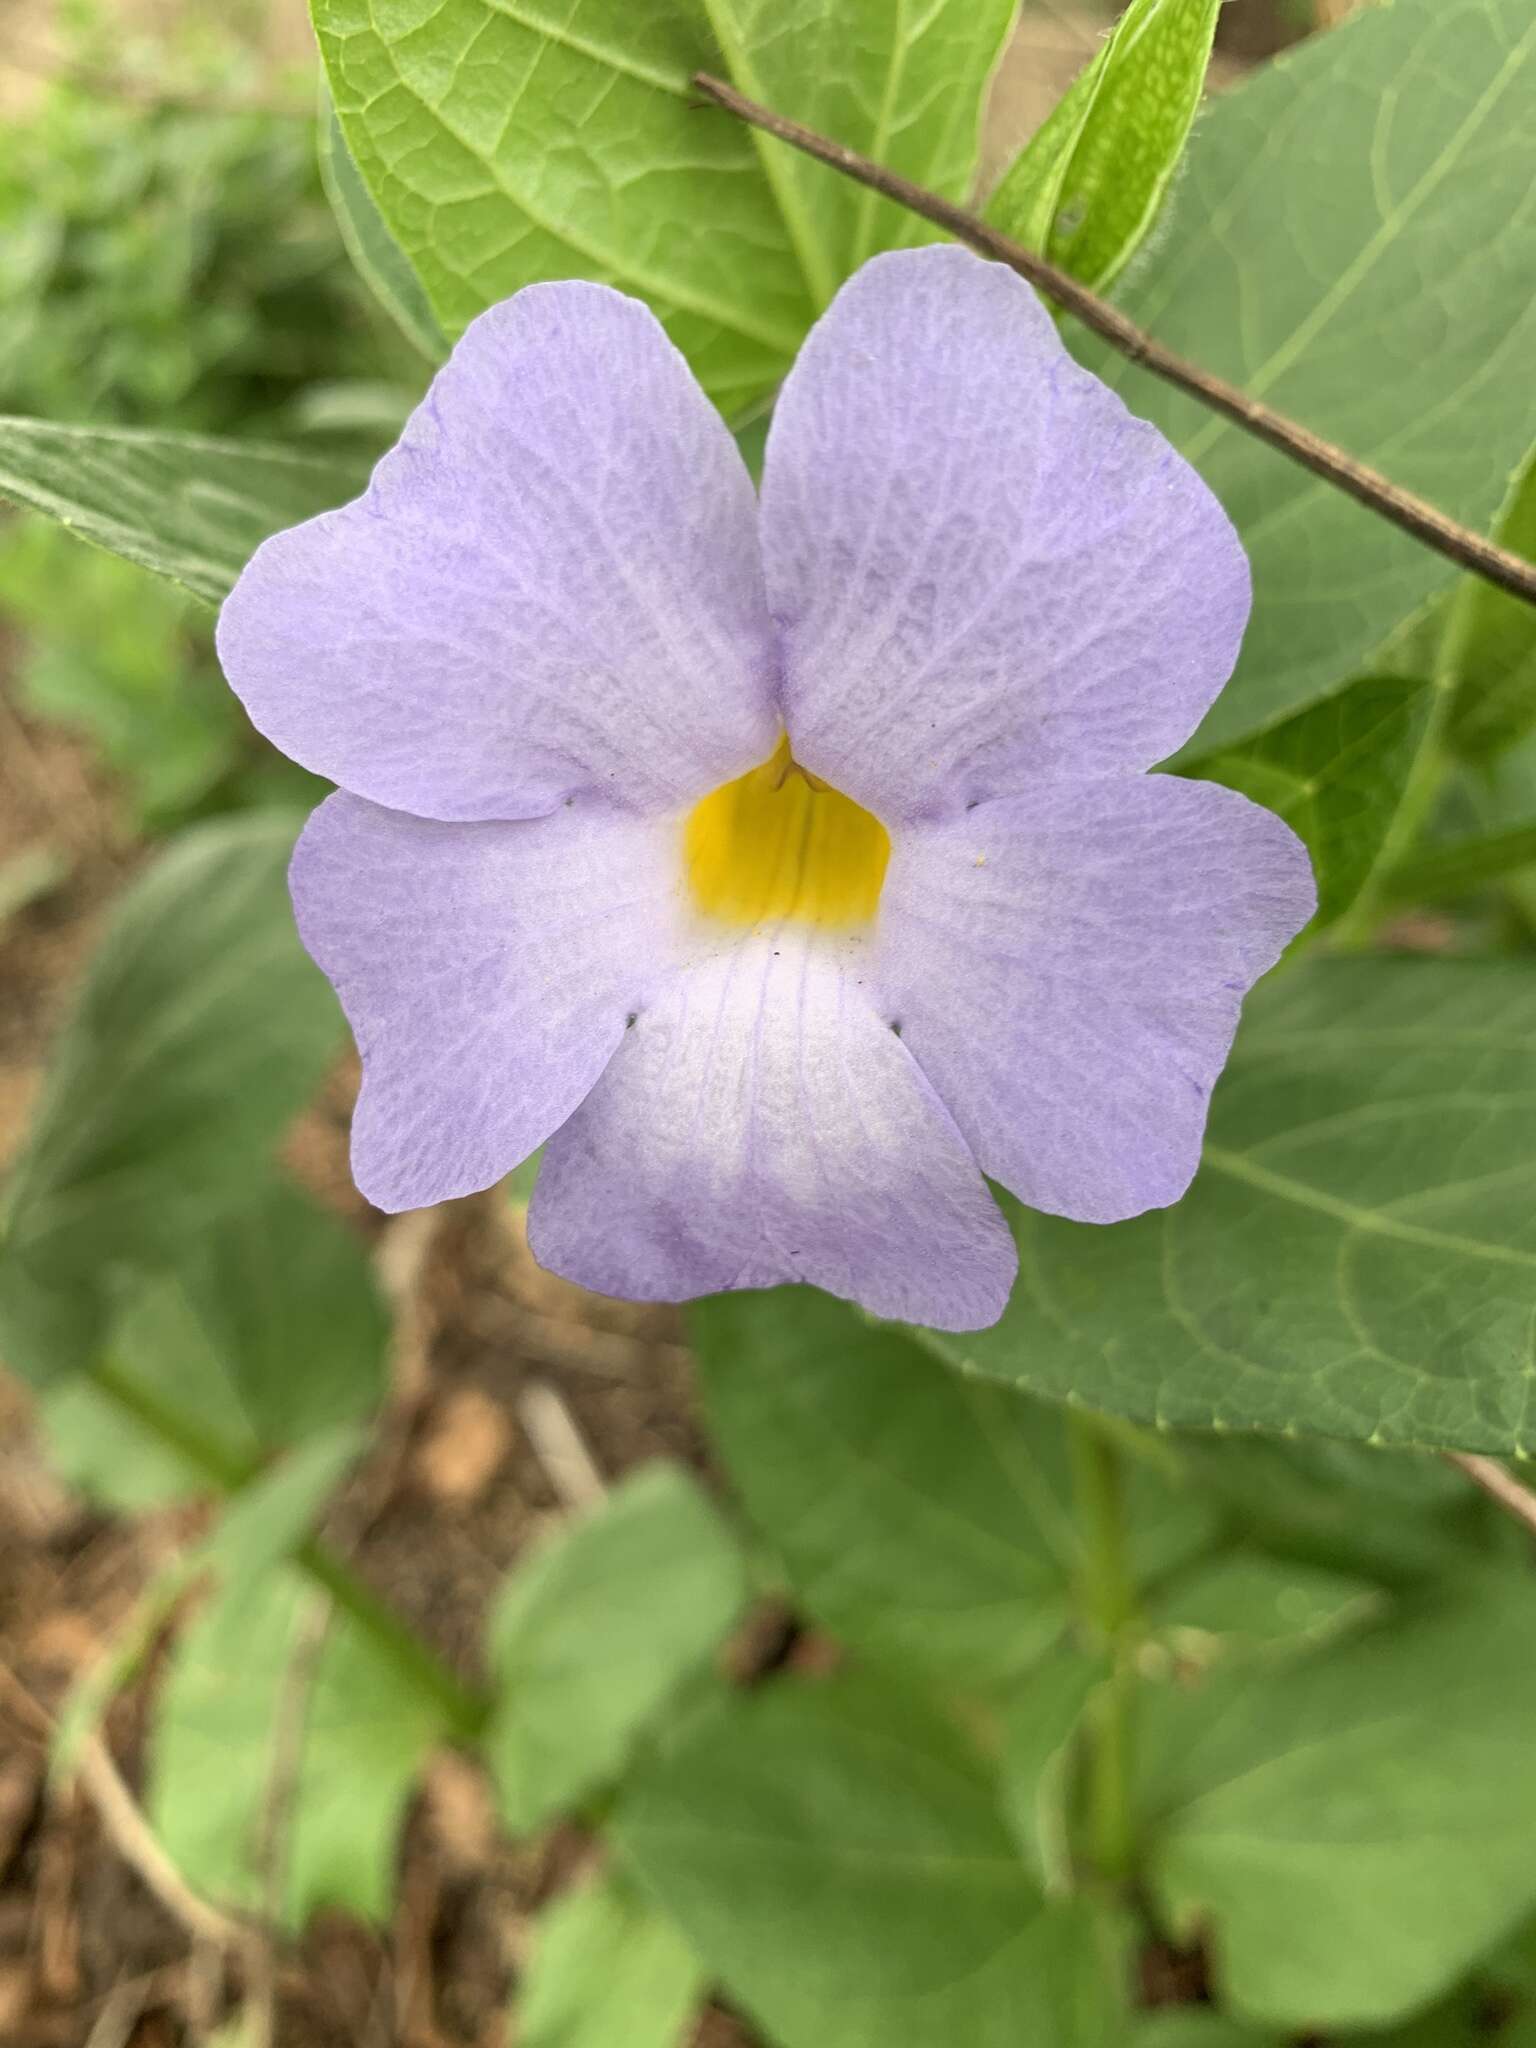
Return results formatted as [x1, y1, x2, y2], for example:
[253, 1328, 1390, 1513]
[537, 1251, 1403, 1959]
[88, 1358, 489, 1741]
[1067, 1411, 1139, 1886]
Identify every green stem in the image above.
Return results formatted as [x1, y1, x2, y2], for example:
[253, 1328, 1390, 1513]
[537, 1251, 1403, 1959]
[92, 1355, 262, 1491]
[1067, 1410, 1138, 1884]
[90, 1358, 489, 1741]
[295, 1537, 486, 1739]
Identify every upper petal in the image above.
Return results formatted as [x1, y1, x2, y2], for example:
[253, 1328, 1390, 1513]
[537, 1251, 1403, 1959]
[873, 775, 1314, 1223]
[291, 791, 685, 1210]
[219, 283, 779, 823]
[759, 246, 1251, 822]
[528, 932, 1017, 1331]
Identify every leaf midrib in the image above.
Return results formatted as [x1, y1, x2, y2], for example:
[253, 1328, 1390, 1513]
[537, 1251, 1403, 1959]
[479, 0, 694, 98]
[1201, 1143, 1536, 1274]
[692, 0, 839, 310]
[333, 24, 806, 358]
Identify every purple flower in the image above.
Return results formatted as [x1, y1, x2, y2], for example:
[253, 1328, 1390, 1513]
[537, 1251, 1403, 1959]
[217, 246, 1313, 1333]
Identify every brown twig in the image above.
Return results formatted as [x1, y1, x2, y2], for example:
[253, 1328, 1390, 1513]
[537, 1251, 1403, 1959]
[1446, 1451, 1536, 1540]
[516, 1381, 607, 1513]
[72, 1726, 248, 1953]
[692, 73, 1536, 612]
[3, 1646, 243, 1949]
[1, 1651, 247, 1957]
[81, 1973, 152, 2048]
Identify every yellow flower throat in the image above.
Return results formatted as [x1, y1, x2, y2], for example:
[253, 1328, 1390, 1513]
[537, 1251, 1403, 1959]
[685, 733, 890, 930]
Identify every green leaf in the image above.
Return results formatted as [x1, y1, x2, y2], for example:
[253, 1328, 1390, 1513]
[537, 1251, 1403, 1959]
[1383, 817, 1536, 906]
[998, 1641, 1103, 1892]
[312, 0, 796, 411]
[0, 815, 342, 1387]
[200, 1430, 371, 1604]
[1135, 2022, 1281, 2048]
[691, 1288, 1214, 1696]
[318, 92, 448, 364]
[39, 1181, 387, 1510]
[1435, 731, 1536, 928]
[0, 418, 368, 604]
[986, 0, 1221, 293]
[158, 1176, 387, 1450]
[925, 955, 1536, 1455]
[52, 1431, 364, 1780]
[693, 1290, 1072, 1686]
[1363, 1990, 1501, 2048]
[1143, 1571, 1536, 2026]
[284, 1602, 447, 1919]
[0, 515, 240, 832]
[617, 1671, 1127, 2048]
[1188, 674, 1435, 930]
[1148, 1551, 1383, 1668]
[149, 1559, 444, 1925]
[39, 1345, 247, 1514]
[1020, 1894, 1138, 2048]
[519, 1873, 704, 2048]
[1448, 443, 1536, 759]
[1488, 1912, 1536, 1998]
[700, 0, 1017, 296]
[485, 1464, 747, 1833]
[1093, 0, 1536, 756]
[312, 0, 1013, 412]
[1390, 710, 1536, 917]
[1172, 1435, 1493, 1588]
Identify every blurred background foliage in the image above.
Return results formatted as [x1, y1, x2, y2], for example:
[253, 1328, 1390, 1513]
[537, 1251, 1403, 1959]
[0, 17, 397, 432]
[0, 0, 417, 836]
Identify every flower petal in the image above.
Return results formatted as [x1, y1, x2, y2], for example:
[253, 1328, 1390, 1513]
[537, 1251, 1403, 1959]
[874, 776, 1315, 1222]
[291, 791, 684, 1210]
[759, 246, 1251, 822]
[528, 934, 1017, 1330]
[219, 283, 779, 823]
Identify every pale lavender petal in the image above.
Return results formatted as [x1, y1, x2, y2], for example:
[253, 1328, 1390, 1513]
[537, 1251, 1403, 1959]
[759, 245, 1251, 822]
[528, 934, 1017, 1331]
[874, 776, 1315, 1222]
[219, 284, 778, 823]
[291, 792, 685, 1210]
